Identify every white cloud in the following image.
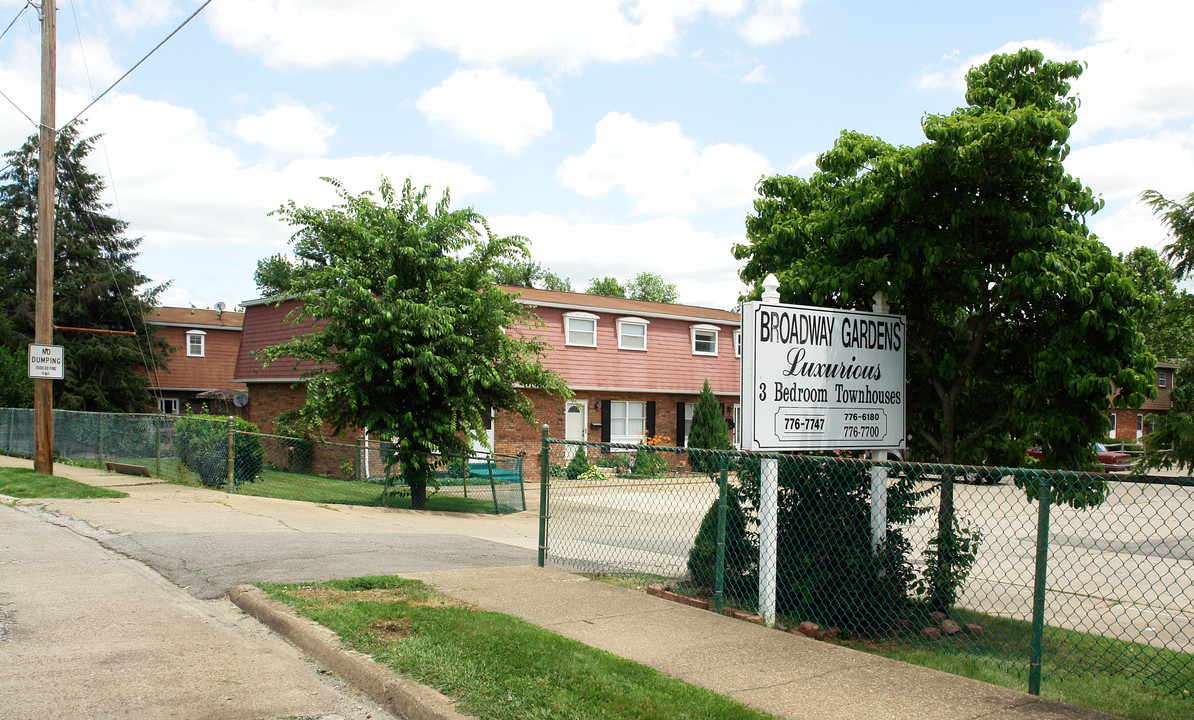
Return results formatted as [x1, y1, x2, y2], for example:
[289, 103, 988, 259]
[67, 91, 492, 307]
[558, 112, 771, 215]
[738, 0, 809, 46]
[1066, 129, 1194, 202]
[205, 0, 797, 71]
[233, 102, 338, 157]
[417, 68, 552, 154]
[492, 212, 747, 309]
[742, 64, 767, 83]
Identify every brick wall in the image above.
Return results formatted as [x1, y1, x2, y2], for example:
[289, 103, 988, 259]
[494, 388, 741, 480]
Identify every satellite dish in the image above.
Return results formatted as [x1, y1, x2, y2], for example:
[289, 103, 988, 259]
[215, 301, 226, 311]
[232, 393, 249, 408]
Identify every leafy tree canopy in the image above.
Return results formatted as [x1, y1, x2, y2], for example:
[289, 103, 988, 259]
[259, 177, 570, 508]
[735, 49, 1155, 471]
[1118, 247, 1193, 360]
[0, 124, 168, 411]
[586, 272, 680, 304]
[1141, 189, 1194, 280]
[585, 276, 626, 298]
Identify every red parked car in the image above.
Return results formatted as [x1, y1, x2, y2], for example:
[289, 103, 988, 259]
[1026, 443, 1134, 472]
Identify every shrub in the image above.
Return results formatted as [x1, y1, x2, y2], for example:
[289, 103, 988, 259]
[565, 446, 591, 479]
[731, 455, 931, 635]
[687, 380, 731, 473]
[592, 452, 631, 473]
[630, 434, 671, 477]
[175, 414, 263, 487]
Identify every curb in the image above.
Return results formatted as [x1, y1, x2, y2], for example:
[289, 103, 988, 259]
[228, 585, 473, 720]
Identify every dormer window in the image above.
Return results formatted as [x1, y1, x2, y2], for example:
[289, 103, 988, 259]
[563, 312, 599, 347]
[691, 324, 719, 356]
[617, 317, 649, 351]
[186, 330, 206, 357]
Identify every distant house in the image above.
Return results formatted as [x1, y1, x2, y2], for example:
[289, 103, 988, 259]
[1110, 360, 1182, 442]
[145, 306, 247, 416]
[231, 287, 743, 469]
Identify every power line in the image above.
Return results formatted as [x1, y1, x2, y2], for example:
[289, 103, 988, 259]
[61, 0, 214, 131]
[0, 1, 32, 45]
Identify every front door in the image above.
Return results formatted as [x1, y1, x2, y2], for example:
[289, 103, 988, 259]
[564, 401, 587, 459]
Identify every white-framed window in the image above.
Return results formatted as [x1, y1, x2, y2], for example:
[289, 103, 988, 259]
[158, 398, 180, 415]
[617, 317, 649, 351]
[563, 312, 598, 347]
[1159, 370, 1168, 388]
[1137, 414, 1144, 435]
[1108, 412, 1117, 434]
[186, 330, 206, 357]
[691, 324, 719, 356]
[610, 401, 647, 444]
[734, 330, 742, 358]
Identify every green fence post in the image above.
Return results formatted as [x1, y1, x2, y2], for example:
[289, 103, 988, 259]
[538, 425, 549, 567]
[486, 456, 499, 514]
[355, 437, 362, 482]
[715, 465, 728, 615]
[1029, 471, 1052, 696]
[97, 413, 105, 467]
[154, 416, 162, 478]
[225, 416, 235, 492]
[463, 455, 470, 499]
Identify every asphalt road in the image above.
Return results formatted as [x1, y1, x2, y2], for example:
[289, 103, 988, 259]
[100, 530, 536, 599]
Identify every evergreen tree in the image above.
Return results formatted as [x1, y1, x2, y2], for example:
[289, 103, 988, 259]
[0, 124, 169, 411]
[687, 379, 730, 473]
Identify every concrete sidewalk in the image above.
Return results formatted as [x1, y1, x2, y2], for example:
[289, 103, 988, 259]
[3, 456, 1123, 720]
[406, 566, 1118, 720]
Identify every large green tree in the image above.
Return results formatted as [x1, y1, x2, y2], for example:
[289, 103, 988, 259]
[736, 49, 1154, 475]
[259, 177, 570, 509]
[586, 272, 680, 303]
[1118, 247, 1193, 360]
[1141, 189, 1194, 280]
[0, 125, 168, 411]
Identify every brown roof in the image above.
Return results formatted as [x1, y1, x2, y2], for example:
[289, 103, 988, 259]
[147, 306, 244, 329]
[497, 285, 740, 324]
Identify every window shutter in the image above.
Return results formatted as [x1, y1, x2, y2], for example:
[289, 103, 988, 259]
[676, 401, 686, 446]
[601, 400, 611, 443]
[646, 401, 656, 438]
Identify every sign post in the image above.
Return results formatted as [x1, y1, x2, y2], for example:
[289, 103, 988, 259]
[741, 275, 906, 625]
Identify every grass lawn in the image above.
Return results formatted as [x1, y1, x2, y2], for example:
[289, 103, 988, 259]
[235, 468, 504, 513]
[831, 607, 1193, 720]
[0, 467, 126, 499]
[261, 575, 779, 720]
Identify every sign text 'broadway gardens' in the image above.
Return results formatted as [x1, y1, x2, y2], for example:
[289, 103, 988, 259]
[741, 302, 906, 451]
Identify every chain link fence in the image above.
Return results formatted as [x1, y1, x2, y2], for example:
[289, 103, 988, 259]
[0, 408, 524, 513]
[538, 437, 1194, 699]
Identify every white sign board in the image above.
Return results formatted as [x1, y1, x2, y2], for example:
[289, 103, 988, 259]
[27, 344, 65, 380]
[740, 301, 905, 451]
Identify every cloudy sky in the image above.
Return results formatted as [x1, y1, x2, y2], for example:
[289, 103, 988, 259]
[0, 0, 1190, 311]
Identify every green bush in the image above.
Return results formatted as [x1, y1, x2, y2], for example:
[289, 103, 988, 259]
[630, 443, 669, 477]
[687, 488, 754, 602]
[565, 446, 591, 479]
[175, 414, 262, 487]
[592, 452, 631, 472]
[731, 456, 931, 635]
[687, 380, 730, 473]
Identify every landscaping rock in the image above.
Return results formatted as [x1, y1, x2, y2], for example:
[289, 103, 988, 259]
[921, 626, 943, 640]
[940, 619, 962, 635]
[797, 621, 821, 638]
[929, 611, 948, 624]
[964, 623, 984, 635]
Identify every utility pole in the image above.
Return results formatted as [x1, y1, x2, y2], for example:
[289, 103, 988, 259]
[33, 0, 56, 475]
